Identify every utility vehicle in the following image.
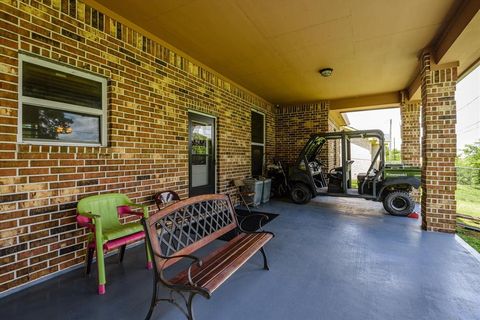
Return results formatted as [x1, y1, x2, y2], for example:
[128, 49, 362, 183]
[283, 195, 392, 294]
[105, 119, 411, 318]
[288, 130, 421, 216]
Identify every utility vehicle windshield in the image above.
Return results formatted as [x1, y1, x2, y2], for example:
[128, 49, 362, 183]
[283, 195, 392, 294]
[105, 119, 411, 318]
[302, 136, 326, 162]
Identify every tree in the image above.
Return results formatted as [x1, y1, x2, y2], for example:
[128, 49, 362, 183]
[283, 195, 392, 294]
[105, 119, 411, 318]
[385, 148, 401, 162]
[459, 141, 480, 186]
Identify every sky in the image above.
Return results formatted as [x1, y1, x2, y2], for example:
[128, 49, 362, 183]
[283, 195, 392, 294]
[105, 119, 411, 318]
[456, 66, 480, 152]
[345, 108, 401, 149]
[345, 65, 480, 155]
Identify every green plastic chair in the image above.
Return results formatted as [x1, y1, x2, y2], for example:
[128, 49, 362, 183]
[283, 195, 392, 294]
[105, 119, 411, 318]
[77, 193, 153, 294]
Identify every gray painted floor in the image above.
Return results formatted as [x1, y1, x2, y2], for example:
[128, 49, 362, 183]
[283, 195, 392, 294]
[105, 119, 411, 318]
[1, 198, 480, 320]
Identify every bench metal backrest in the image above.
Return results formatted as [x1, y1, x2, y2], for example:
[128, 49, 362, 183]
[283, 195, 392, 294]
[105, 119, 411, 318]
[145, 194, 237, 269]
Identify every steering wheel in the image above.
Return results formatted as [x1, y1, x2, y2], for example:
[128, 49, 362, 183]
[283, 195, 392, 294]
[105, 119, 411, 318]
[328, 160, 355, 176]
[312, 159, 324, 167]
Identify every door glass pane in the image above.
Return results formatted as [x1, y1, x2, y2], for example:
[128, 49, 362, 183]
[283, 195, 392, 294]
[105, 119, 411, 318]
[23, 62, 103, 109]
[22, 105, 101, 144]
[252, 145, 264, 177]
[251, 111, 264, 144]
[191, 121, 212, 187]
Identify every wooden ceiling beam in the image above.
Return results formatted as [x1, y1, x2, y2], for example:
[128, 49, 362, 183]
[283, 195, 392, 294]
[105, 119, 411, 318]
[329, 92, 401, 112]
[433, 0, 480, 64]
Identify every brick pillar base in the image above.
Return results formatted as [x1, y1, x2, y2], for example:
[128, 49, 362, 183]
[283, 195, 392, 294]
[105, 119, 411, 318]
[420, 52, 457, 233]
[401, 99, 421, 202]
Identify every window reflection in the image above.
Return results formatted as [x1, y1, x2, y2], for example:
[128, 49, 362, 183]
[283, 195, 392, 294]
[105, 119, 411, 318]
[22, 105, 100, 144]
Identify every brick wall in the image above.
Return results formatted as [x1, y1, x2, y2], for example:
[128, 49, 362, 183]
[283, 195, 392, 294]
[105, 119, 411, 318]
[0, 0, 275, 293]
[328, 119, 341, 170]
[275, 102, 330, 167]
[401, 100, 421, 167]
[420, 52, 457, 232]
[401, 100, 422, 203]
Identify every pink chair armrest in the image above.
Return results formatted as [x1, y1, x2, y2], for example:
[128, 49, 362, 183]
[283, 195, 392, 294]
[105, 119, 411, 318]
[76, 215, 95, 232]
[117, 205, 143, 217]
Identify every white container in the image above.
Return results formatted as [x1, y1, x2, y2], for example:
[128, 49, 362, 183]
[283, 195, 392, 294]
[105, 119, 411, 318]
[244, 178, 263, 207]
[261, 178, 271, 203]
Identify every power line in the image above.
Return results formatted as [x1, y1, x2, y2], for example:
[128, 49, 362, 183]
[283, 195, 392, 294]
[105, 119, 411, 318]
[456, 95, 480, 112]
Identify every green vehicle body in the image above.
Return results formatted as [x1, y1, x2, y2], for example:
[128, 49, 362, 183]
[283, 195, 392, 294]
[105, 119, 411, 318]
[288, 130, 421, 216]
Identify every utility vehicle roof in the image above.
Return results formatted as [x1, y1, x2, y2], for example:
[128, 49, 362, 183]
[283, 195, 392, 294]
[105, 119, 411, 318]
[299, 129, 385, 163]
[309, 129, 384, 140]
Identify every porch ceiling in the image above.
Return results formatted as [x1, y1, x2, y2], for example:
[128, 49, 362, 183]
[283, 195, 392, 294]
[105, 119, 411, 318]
[92, 0, 473, 104]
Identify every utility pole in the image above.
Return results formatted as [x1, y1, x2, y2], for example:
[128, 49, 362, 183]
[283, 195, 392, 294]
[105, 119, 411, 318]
[393, 137, 396, 161]
[389, 119, 392, 161]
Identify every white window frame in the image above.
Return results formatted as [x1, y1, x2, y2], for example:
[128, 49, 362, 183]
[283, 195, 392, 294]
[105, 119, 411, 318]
[18, 54, 108, 147]
[251, 109, 266, 176]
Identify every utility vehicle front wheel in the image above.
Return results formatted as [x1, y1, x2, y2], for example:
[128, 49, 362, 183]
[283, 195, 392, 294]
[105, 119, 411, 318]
[382, 191, 414, 216]
[290, 183, 312, 204]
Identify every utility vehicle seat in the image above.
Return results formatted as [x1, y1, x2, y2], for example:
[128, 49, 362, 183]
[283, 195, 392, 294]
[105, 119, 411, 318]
[327, 160, 354, 193]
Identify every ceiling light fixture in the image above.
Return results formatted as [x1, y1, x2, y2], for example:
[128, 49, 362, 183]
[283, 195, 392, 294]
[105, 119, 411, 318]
[319, 68, 333, 77]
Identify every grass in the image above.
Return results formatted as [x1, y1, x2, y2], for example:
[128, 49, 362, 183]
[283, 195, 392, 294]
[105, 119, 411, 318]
[456, 184, 480, 218]
[351, 179, 358, 189]
[456, 184, 480, 253]
[457, 227, 480, 253]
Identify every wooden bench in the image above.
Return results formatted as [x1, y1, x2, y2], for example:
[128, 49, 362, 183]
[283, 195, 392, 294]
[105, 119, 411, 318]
[142, 194, 274, 320]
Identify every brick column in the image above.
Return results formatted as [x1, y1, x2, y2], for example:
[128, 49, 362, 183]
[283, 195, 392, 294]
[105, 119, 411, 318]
[401, 99, 422, 203]
[420, 51, 457, 233]
[401, 100, 421, 166]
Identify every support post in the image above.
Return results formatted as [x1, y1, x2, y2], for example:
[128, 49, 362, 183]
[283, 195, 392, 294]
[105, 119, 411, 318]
[420, 51, 458, 233]
[401, 100, 422, 167]
[401, 99, 422, 203]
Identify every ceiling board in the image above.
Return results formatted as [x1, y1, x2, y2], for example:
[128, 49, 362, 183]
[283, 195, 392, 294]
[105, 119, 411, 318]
[94, 0, 474, 104]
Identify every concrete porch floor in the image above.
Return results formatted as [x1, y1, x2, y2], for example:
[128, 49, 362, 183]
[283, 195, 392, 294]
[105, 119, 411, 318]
[1, 198, 479, 320]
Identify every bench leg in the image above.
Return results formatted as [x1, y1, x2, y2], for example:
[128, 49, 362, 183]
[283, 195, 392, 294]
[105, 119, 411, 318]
[145, 239, 153, 270]
[187, 293, 197, 320]
[260, 247, 270, 271]
[145, 280, 158, 320]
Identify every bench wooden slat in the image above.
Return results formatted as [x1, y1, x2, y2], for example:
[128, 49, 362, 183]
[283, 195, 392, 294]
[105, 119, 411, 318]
[170, 232, 272, 294]
[199, 233, 272, 293]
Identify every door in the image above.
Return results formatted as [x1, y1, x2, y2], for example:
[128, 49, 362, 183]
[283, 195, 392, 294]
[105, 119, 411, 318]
[189, 113, 216, 196]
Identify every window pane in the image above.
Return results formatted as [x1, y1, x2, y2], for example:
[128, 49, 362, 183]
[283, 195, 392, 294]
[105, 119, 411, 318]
[251, 111, 264, 144]
[22, 105, 101, 144]
[23, 62, 103, 109]
[251, 145, 264, 177]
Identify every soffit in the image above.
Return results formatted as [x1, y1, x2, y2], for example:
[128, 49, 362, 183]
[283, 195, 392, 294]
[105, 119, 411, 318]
[94, 0, 459, 103]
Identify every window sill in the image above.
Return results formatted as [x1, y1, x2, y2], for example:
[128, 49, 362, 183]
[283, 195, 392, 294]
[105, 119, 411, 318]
[19, 140, 105, 148]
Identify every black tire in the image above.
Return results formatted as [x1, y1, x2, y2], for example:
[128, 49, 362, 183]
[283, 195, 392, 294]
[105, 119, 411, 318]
[382, 191, 415, 216]
[290, 183, 312, 204]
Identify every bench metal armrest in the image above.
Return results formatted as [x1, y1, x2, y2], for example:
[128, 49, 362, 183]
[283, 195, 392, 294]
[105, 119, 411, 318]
[152, 251, 208, 295]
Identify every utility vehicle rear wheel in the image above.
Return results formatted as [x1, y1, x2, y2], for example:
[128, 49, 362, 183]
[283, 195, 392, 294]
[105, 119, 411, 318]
[383, 191, 414, 216]
[290, 183, 312, 204]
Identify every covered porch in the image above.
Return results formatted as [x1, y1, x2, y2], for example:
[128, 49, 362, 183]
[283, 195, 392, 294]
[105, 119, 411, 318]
[1, 0, 480, 317]
[1, 199, 479, 319]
